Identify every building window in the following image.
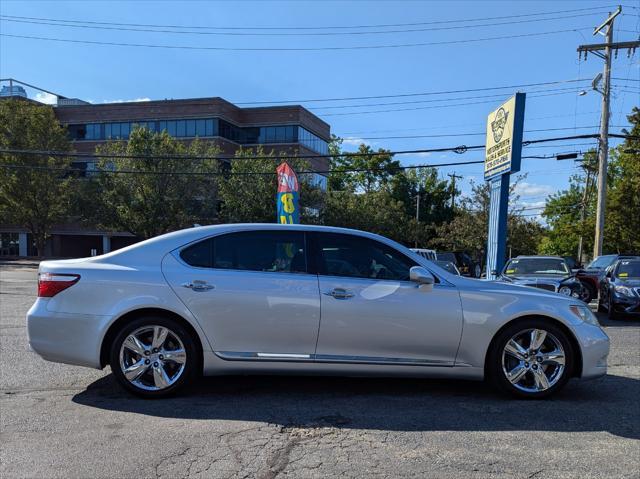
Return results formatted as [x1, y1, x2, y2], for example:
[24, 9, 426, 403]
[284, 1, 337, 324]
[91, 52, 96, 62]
[186, 119, 196, 137]
[0, 233, 20, 256]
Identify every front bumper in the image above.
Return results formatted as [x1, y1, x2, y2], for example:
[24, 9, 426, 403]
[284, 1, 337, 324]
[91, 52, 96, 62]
[572, 321, 610, 380]
[27, 298, 110, 369]
[611, 294, 640, 316]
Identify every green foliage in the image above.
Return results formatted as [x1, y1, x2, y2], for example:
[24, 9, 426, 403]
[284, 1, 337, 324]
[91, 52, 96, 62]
[321, 190, 410, 243]
[436, 178, 546, 260]
[216, 147, 323, 224]
[91, 127, 220, 239]
[605, 107, 640, 253]
[328, 144, 400, 192]
[541, 107, 640, 258]
[0, 99, 73, 256]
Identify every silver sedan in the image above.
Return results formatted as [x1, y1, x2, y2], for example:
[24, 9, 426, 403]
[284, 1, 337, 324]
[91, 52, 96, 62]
[27, 224, 609, 399]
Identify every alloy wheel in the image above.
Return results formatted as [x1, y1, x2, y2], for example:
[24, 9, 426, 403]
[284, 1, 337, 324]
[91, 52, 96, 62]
[501, 328, 565, 393]
[119, 325, 187, 391]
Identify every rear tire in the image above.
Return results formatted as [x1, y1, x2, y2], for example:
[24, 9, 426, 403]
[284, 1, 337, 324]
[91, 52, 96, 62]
[109, 316, 198, 398]
[487, 318, 574, 399]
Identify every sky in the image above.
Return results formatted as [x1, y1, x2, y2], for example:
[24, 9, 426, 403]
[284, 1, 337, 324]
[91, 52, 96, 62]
[1, 0, 638, 218]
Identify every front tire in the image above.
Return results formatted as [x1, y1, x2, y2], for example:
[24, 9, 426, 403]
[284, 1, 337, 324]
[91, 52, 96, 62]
[109, 316, 198, 398]
[487, 319, 574, 399]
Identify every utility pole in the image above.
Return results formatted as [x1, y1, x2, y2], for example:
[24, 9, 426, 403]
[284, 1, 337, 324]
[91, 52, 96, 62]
[447, 173, 462, 209]
[577, 6, 639, 259]
[414, 190, 421, 248]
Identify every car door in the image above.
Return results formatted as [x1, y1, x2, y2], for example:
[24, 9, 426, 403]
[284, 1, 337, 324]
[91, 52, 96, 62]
[162, 229, 321, 359]
[311, 232, 463, 365]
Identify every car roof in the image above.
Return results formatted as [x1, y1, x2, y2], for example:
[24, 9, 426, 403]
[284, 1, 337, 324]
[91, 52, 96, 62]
[513, 255, 565, 260]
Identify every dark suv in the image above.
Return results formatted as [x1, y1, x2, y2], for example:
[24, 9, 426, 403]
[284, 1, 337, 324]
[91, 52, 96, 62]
[436, 251, 482, 278]
[576, 254, 640, 301]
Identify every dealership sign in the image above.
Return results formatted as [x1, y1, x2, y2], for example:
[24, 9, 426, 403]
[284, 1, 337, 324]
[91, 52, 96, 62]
[484, 93, 526, 180]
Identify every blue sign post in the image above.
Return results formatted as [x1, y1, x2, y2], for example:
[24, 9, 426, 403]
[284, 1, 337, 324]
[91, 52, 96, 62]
[485, 93, 526, 280]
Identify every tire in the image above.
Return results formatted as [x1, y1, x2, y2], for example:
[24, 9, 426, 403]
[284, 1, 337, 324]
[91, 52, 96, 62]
[597, 295, 606, 313]
[607, 296, 619, 321]
[474, 264, 482, 278]
[109, 316, 198, 398]
[580, 282, 595, 304]
[487, 318, 574, 399]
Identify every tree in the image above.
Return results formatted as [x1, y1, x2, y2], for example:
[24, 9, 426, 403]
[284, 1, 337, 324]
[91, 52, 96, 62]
[436, 177, 545, 261]
[0, 99, 73, 256]
[92, 127, 220, 239]
[216, 147, 323, 224]
[604, 107, 640, 253]
[328, 143, 400, 192]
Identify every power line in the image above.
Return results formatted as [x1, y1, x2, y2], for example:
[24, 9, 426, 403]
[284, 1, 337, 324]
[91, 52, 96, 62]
[318, 91, 595, 116]
[0, 11, 611, 36]
[309, 85, 611, 111]
[235, 78, 595, 105]
[0, 133, 635, 163]
[0, 28, 592, 52]
[0, 6, 614, 31]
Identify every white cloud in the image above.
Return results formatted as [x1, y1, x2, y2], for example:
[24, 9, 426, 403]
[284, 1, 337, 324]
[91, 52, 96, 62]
[100, 97, 151, 104]
[342, 137, 368, 147]
[513, 182, 554, 198]
[34, 92, 57, 105]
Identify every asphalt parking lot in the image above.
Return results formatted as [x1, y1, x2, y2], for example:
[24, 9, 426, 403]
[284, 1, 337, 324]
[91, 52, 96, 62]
[1, 264, 639, 479]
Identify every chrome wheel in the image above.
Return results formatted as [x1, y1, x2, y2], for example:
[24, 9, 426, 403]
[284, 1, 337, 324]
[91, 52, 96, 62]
[501, 328, 565, 393]
[119, 325, 187, 391]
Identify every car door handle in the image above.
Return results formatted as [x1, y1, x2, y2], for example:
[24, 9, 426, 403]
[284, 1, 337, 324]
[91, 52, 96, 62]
[182, 280, 214, 292]
[324, 288, 354, 299]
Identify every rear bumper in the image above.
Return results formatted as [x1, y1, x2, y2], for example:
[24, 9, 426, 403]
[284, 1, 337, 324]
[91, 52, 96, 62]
[26, 298, 109, 369]
[573, 322, 610, 380]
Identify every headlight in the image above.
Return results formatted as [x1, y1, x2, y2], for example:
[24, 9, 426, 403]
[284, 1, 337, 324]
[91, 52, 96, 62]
[558, 286, 573, 296]
[569, 304, 600, 326]
[614, 285, 635, 297]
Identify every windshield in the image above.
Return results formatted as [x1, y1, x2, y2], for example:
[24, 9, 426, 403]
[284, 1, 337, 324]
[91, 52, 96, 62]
[503, 258, 570, 276]
[587, 255, 616, 269]
[616, 260, 640, 279]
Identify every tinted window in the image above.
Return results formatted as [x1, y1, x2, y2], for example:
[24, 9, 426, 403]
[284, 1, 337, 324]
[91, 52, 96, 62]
[317, 233, 416, 281]
[180, 238, 213, 268]
[503, 258, 569, 275]
[213, 231, 306, 273]
[437, 252, 456, 263]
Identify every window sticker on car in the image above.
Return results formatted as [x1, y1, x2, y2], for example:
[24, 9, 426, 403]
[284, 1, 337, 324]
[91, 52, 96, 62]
[621, 261, 630, 265]
[619, 272, 629, 277]
[511, 260, 519, 264]
[506, 269, 515, 274]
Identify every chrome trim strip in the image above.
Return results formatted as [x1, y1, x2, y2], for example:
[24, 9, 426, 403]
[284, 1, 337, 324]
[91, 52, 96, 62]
[257, 353, 311, 359]
[215, 351, 452, 367]
[314, 354, 452, 367]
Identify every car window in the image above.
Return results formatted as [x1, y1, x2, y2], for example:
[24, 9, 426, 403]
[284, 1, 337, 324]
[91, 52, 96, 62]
[616, 260, 640, 279]
[213, 231, 306, 273]
[180, 238, 214, 268]
[317, 233, 416, 281]
[503, 258, 569, 275]
[587, 255, 616, 269]
[179, 231, 306, 273]
[437, 252, 456, 263]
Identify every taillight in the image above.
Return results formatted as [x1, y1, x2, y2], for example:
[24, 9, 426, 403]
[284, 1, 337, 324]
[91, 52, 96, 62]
[38, 273, 80, 298]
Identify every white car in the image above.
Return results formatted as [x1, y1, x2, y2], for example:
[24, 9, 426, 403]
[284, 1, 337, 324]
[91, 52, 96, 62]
[27, 224, 609, 398]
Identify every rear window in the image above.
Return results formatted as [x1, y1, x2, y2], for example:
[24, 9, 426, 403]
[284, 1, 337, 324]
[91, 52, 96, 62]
[180, 238, 213, 268]
[178, 231, 306, 273]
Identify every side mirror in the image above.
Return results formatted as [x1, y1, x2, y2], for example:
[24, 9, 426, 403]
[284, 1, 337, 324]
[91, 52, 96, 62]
[410, 266, 435, 285]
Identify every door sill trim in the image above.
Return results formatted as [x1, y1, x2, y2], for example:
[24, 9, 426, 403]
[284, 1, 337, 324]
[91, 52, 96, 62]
[215, 351, 452, 367]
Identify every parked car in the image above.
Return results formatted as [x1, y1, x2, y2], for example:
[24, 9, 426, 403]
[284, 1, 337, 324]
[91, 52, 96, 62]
[410, 248, 437, 261]
[28, 224, 609, 399]
[497, 256, 590, 303]
[434, 260, 460, 275]
[576, 254, 640, 302]
[437, 251, 481, 278]
[598, 259, 640, 320]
